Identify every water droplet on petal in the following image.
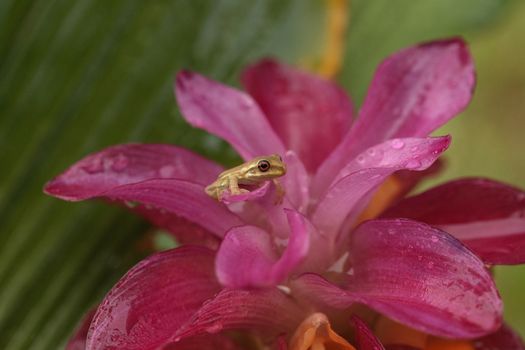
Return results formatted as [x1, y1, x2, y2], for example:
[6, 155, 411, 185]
[160, 165, 176, 178]
[391, 139, 405, 149]
[406, 160, 421, 169]
[111, 154, 129, 172]
[367, 148, 376, 156]
[427, 261, 434, 269]
[356, 155, 365, 164]
[82, 158, 104, 174]
[206, 323, 223, 334]
[125, 201, 139, 208]
[387, 228, 395, 235]
[431, 235, 439, 243]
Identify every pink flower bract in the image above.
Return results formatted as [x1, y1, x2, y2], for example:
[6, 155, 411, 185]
[45, 38, 525, 350]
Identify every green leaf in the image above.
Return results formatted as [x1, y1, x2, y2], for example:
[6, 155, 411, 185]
[0, 0, 328, 348]
[0, 0, 511, 348]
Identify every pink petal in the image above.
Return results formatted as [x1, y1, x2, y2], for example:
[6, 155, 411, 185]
[175, 288, 306, 341]
[242, 59, 353, 172]
[382, 178, 525, 264]
[281, 151, 310, 212]
[351, 316, 386, 350]
[66, 308, 96, 350]
[294, 219, 502, 339]
[216, 209, 310, 288]
[163, 335, 243, 350]
[44, 143, 222, 200]
[79, 179, 244, 238]
[452, 221, 525, 265]
[175, 70, 286, 160]
[220, 180, 271, 204]
[474, 324, 525, 350]
[44, 144, 234, 242]
[316, 38, 474, 189]
[86, 246, 221, 350]
[312, 136, 450, 239]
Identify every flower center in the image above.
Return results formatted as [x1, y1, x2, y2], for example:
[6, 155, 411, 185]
[290, 313, 356, 350]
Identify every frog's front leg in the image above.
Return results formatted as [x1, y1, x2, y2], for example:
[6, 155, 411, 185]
[272, 178, 285, 205]
[227, 175, 249, 196]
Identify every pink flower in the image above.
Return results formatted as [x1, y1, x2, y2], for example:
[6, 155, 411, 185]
[45, 38, 525, 350]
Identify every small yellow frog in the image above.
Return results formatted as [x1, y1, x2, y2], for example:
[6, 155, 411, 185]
[205, 154, 287, 202]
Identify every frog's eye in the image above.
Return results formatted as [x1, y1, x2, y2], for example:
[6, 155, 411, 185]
[257, 160, 270, 172]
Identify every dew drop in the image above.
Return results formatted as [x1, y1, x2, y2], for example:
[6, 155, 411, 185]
[111, 154, 129, 172]
[206, 323, 223, 334]
[406, 160, 421, 169]
[387, 228, 396, 235]
[431, 235, 439, 243]
[427, 261, 434, 269]
[367, 148, 376, 156]
[356, 155, 365, 164]
[159, 165, 176, 178]
[82, 158, 103, 174]
[391, 139, 405, 149]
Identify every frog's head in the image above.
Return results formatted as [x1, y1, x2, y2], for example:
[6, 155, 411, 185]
[244, 154, 287, 181]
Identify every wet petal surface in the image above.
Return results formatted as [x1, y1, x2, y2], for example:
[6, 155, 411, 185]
[294, 219, 502, 339]
[44, 143, 223, 200]
[86, 246, 220, 350]
[313, 136, 450, 240]
[317, 38, 473, 189]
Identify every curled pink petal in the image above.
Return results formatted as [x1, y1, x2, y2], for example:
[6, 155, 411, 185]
[281, 151, 310, 212]
[220, 181, 271, 204]
[175, 70, 286, 160]
[216, 209, 310, 288]
[382, 178, 525, 264]
[86, 246, 221, 350]
[316, 38, 473, 190]
[474, 324, 525, 350]
[175, 288, 306, 341]
[351, 316, 386, 350]
[313, 136, 450, 239]
[44, 143, 222, 200]
[294, 219, 502, 339]
[242, 59, 353, 171]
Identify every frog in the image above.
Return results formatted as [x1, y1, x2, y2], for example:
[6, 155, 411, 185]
[205, 154, 287, 203]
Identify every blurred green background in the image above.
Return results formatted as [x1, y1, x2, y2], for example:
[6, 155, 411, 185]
[0, 0, 523, 348]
